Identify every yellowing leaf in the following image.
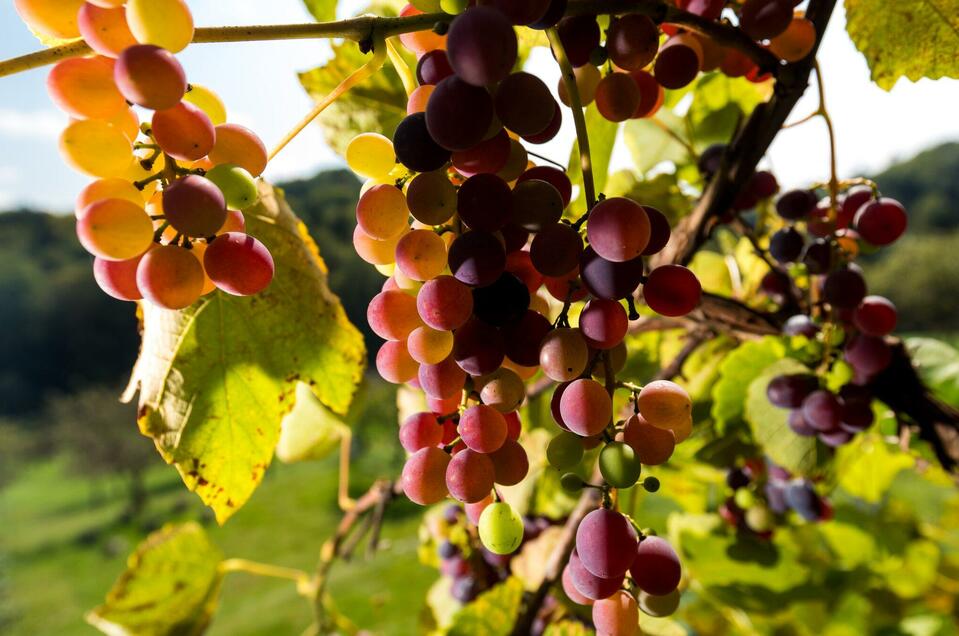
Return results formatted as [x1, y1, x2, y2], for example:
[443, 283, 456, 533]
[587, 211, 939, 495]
[87, 522, 223, 636]
[447, 577, 524, 636]
[275, 382, 348, 463]
[835, 434, 915, 504]
[846, 0, 959, 90]
[302, 0, 338, 22]
[510, 525, 565, 591]
[126, 182, 365, 522]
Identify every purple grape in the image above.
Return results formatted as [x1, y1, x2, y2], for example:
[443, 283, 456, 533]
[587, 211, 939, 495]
[801, 239, 833, 274]
[820, 429, 854, 447]
[446, 7, 517, 86]
[801, 390, 843, 432]
[770, 227, 804, 263]
[579, 246, 645, 300]
[471, 273, 530, 327]
[448, 231, 507, 287]
[454, 318, 506, 376]
[784, 481, 823, 521]
[393, 113, 451, 172]
[788, 409, 818, 436]
[776, 189, 818, 220]
[844, 334, 892, 378]
[764, 482, 788, 514]
[823, 266, 867, 309]
[767, 374, 820, 409]
[426, 76, 494, 151]
[784, 314, 820, 337]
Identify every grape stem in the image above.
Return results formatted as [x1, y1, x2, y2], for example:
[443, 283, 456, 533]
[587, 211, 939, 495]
[385, 37, 417, 97]
[525, 150, 567, 171]
[812, 60, 840, 214]
[219, 558, 312, 592]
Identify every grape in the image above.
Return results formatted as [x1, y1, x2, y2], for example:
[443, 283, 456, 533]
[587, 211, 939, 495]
[375, 339, 418, 384]
[93, 254, 144, 301]
[502, 310, 552, 367]
[496, 140, 530, 182]
[109, 106, 142, 144]
[580, 247, 645, 300]
[679, 0, 725, 18]
[592, 590, 640, 636]
[561, 565, 594, 606]
[188, 242, 216, 295]
[823, 266, 867, 309]
[472, 273, 530, 327]
[162, 175, 227, 238]
[464, 494, 493, 526]
[114, 44, 187, 110]
[346, 133, 396, 180]
[523, 102, 562, 146]
[208, 124, 268, 177]
[76, 178, 143, 216]
[452, 130, 512, 177]
[595, 72, 641, 122]
[587, 197, 651, 262]
[630, 535, 681, 596]
[740, 0, 793, 40]
[630, 69, 665, 119]
[478, 502, 524, 555]
[697, 144, 726, 179]
[77, 198, 153, 260]
[60, 119, 132, 178]
[448, 231, 507, 287]
[637, 380, 692, 432]
[356, 184, 409, 240]
[418, 355, 467, 399]
[398, 4, 447, 55]
[654, 34, 703, 89]
[479, 368, 525, 412]
[399, 412, 444, 452]
[530, 223, 582, 277]
[784, 314, 819, 337]
[548, 432, 585, 469]
[766, 374, 819, 409]
[839, 400, 874, 433]
[136, 245, 204, 309]
[431, 395, 461, 417]
[417, 275, 474, 330]
[449, 575, 482, 602]
[454, 318, 505, 376]
[505, 250, 543, 293]
[407, 84, 435, 113]
[353, 225, 404, 265]
[151, 101, 216, 162]
[599, 441, 642, 488]
[205, 164, 259, 210]
[458, 174, 512, 232]
[837, 185, 874, 228]
[368, 290, 421, 341]
[407, 171, 457, 225]
[408, 326, 454, 365]
[620, 414, 675, 465]
[203, 232, 275, 296]
[643, 265, 702, 317]
[126, 0, 194, 53]
[783, 481, 822, 521]
[488, 440, 529, 486]
[638, 589, 680, 618]
[557, 15, 601, 67]
[395, 112, 453, 172]
[395, 229, 447, 281]
[510, 179, 565, 232]
[568, 550, 624, 600]
[558, 63, 602, 107]
[854, 295, 897, 337]
[459, 404, 508, 453]
[769, 17, 816, 62]
[576, 508, 638, 578]
[776, 189, 817, 220]
[477, 0, 551, 25]
[800, 390, 842, 432]
[820, 429, 854, 447]
[560, 379, 612, 437]
[446, 449, 495, 503]
[517, 166, 573, 208]
[801, 239, 833, 274]
[402, 447, 451, 505]
[854, 198, 907, 246]
[426, 76, 494, 152]
[494, 72, 557, 137]
[607, 15, 659, 71]
[14, 0, 85, 39]
[530, 0, 567, 29]
[769, 227, 804, 263]
[640, 206, 671, 255]
[844, 334, 892, 377]
[579, 299, 628, 350]
[561, 472, 587, 492]
[416, 50, 454, 85]
[47, 56, 125, 120]
[446, 7, 517, 86]
[503, 411, 522, 441]
[539, 328, 589, 382]
[183, 84, 227, 126]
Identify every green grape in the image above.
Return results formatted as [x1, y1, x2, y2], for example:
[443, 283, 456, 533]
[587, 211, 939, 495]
[599, 441, 641, 488]
[411, 0, 443, 11]
[547, 432, 584, 470]
[184, 84, 227, 125]
[478, 502, 524, 555]
[60, 119, 132, 178]
[206, 164, 259, 210]
[638, 589, 680, 618]
[643, 476, 660, 492]
[440, 0, 469, 15]
[561, 472, 586, 492]
[745, 505, 773, 532]
[126, 0, 194, 53]
[733, 487, 755, 510]
[346, 133, 396, 181]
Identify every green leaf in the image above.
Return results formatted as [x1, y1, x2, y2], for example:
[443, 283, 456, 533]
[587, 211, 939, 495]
[447, 577, 524, 635]
[834, 434, 915, 504]
[275, 382, 348, 463]
[302, 0, 337, 22]
[881, 539, 941, 599]
[686, 73, 770, 148]
[126, 183, 365, 523]
[688, 251, 733, 296]
[905, 337, 959, 406]
[87, 522, 223, 636]
[623, 110, 690, 175]
[711, 337, 787, 433]
[744, 358, 826, 475]
[845, 0, 959, 90]
[299, 40, 409, 157]
[568, 104, 620, 214]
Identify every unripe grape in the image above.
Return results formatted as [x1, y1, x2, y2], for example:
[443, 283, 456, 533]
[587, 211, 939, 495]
[417, 275, 474, 330]
[548, 432, 585, 470]
[126, 0, 194, 53]
[398, 4, 447, 55]
[203, 232, 274, 296]
[77, 198, 153, 261]
[206, 164, 259, 210]
[183, 84, 227, 125]
[517, 166, 573, 208]
[558, 64, 602, 107]
[163, 175, 227, 238]
[368, 290, 421, 341]
[637, 380, 692, 431]
[402, 446, 451, 505]
[114, 44, 187, 111]
[561, 472, 587, 492]
[136, 245, 205, 309]
[599, 441, 642, 488]
[638, 589, 680, 617]
[769, 17, 816, 62]
[478, 502, 524, 555]
[407, 171, 457, 226]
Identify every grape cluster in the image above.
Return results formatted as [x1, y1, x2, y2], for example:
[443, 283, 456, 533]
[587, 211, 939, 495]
[17, 0, 275, 309]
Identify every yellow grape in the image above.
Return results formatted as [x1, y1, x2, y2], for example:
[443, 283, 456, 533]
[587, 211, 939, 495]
[78, 3, 137, 58]
[208, 124, 268, 176]
[14, 0, 85, 39]
[126, 0, 194, 53]
[407, 326, 454, 365]
[75, 178, 144, 217]
[183, 84, 227, 125]
[395, 229, 447, 281]
[136, 244, 205, 309]
[353, 226, 405, 265]
[88, 0, 125, 7]
[188, 241, 218, 295]
[105, 106, 141, 141]
[47, 56, 126, 120]
[392, 266, 423, 294]
[346, 133, 396, 181]
[60, 119, 132, 178]
[356, 184, 410, 240]
[76, 198, 153, 261]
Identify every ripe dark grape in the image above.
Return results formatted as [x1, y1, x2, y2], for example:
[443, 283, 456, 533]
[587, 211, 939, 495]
[530, 0, 568, 29]
[654, 34, 703, 89]
[425, 76, 494, 151]
[801, 390, 842, 432]
[500, 223, 530, 253]
[630, 536, 681, 596]
[740, 0, 794, 40]
[418, 355, 468, 399]
[576, 508, 638, 579]
[839, 184, 874, 228]
[454, 318, 505, 375]
[557, 15, 601, 67]
[417, 275, 474, 330]
[203, 232, 274, 296]
[607, 15, 659, 71]
[766, 374, 819, 409]
[393, 112, 452, 172]
[854, 198, 907, 246]
[446, 448, 495, 503]
[399, 412, 444, 452]
[587, 197, 651, 262]
[511, 179, 565, 232]
[844, 334, 892, 377]
[787, 409, 817, 436]
[579, 298, 628, 350]
[784, 481, 824, 521]
[643, 265, 702, 317]
[560, 378, 612, 437]
[801, 239, 833, 274]
[698, 143, 726, 180]
[769, 227, 804, 263]
[823, 266, 867, 309]
[477, 0, 551, 25]
[448, 231, 507, 287]
[776, 189, 817, 220]
[820, 429, 854, 447]
[640, 206, 671, 255]
[517, 166, 573, 208]
[494, 72, 557, 137]
[416, 50, 454, 85]
[471, 273, 530, 326]
[839, 400, 874, 433]
[446, 7, 518, 86]
[522, 105, 562, 144]
[114, 44, 186, 110]
[854, 295, 897, 337]
[568, 550, 624, 600]
[630, 69, 664, 119]
[402, 446, 451, 505]
[784, 314, 820, 337]
[457, 173, 512, 232]
[502, 309, 552, 367]
[595, 72, 641, 122]
[530, 222, 582, 277]
[162, 175, 227, 238]
[488, 439, 529, 485]
[452, 129, 512, 177]
[580, 247, 645, 300]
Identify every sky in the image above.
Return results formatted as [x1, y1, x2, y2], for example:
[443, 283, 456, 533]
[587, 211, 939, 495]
[0, 1, 957, 211]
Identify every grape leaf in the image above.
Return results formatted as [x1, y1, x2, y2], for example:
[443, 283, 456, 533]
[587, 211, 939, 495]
[302, 0, 338, 22]
[710, 337, 787, 433]
[744, 358, 827, 475]
[86, 522, 223, 636]
[543, 621, 593, 636]
[510, 525, 565, 591]
[904, 336, 959, 407]
[845, 0, 959, 90]
[567, 104, 619, 214]
[275, 382, 348, 463]
[447, 577, 524, 636]
[623, 109, 690, 175]
[685, 73, 771, 147]
[834, 434, 915, 504]
[125, 182, 365, 523]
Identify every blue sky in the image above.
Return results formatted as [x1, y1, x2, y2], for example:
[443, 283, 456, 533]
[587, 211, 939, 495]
[0, 1, 957, 211]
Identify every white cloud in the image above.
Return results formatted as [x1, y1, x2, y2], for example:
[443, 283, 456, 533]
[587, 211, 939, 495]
[0, 108, 64, 140]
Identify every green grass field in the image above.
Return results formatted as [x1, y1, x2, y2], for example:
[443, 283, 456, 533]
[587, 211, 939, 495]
[1, 448, 436, 635]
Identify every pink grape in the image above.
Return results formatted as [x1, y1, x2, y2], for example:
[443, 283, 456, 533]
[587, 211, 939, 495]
[630, 535, 682, 596]
[151, 101, 216, 162]
[854, 295, 897, 336]
[93, 254, 144, 301]
[203, 232, 274, 296]
[488, 439, 528, 486]
[576, 508, 638, 579]
[579, 299, 629, 350]
[114, 44, 186, 110]
[418, 355, 467, 400]
[399, 412, 444, 453]
[587, 197, 651, 262]
[417, 275, 474, 331]
[592, 590, 640, 636]
[162, 175, 227, 238]
[402, 447, 451, 505]
[459, 405, 508, 453]
[136, 245, 204, 309]
[375, 340, 418, 384]
[568, 549, 625, 601]
[560, 379, 612, 437]
[367, 290, 421, 341]
[445, 449, 495, 503]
